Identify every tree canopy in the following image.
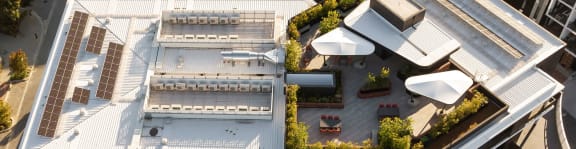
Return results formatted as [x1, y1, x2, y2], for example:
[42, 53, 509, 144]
[9, 49, 29, 80]
[0, 0, 22, 35]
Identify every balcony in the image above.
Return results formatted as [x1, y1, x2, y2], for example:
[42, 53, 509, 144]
[548, 1, 572, 24]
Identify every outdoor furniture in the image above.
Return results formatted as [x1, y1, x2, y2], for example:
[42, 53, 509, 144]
[377, 104, 400, 119]
[320, 115, 342, 134]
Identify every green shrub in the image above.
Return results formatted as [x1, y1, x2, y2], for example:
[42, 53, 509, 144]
[9, 49, 29, 80]
[0, 100, 12, 130]
[323, 0, 338, 14]
[378, 117, 413, 149]
[306, 4, 324, 23]
[309, 142, 323, 149]
[364, 66, 391, 90]
[288, 22, 300, 40]
[285, 85, 309, 149]
[285, 40, 302, 72]
[429, 90, 488, 138]
[319, 11, 341, 34]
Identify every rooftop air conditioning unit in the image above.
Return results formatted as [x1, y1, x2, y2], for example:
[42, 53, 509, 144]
[251, 84, 261, 92]
[219, 17, 229, 24]
[171, 104, 182, 110]
[164, 83, 175, 90]
[196, 34, 206, 39]
[230, 17, 240, 24]
[198, 16, 208, 24]
[262, 84, 272, 93]
[218, 83, 228, 91]
[208, 83, 218, 91]
[187, 16, 197, 24]
[187, 82, 197, 90]
[175, 83, 186, 90]
[184, 34, 195, 40]
[239, 84, 249, 92]
[177, 16, 187, 24]
[209, 16, 219, 24]
[229, 82, 238, 92]
[152, 83, 165, 90]
[169, 16, 177, 24]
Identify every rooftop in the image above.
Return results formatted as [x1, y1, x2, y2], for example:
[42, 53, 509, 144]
[20, 0, 313, 148]
[343, 0, 565, 147]
[344, 2, 460, 67]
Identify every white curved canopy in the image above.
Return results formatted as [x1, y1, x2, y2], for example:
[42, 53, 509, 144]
[311, 27, 375, 55]
[405, 70, 473, 104]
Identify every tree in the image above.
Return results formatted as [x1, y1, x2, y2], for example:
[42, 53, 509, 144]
[0, 100, 12, 130]
[0, 0, 22, 36]
[9, 49, 29, 80]
[319, 11, 341, 34]
[378, 117, 414, 149]
[285, 40, 302, 72]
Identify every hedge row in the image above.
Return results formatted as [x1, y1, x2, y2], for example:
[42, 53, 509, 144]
[285, 85, 309, 149]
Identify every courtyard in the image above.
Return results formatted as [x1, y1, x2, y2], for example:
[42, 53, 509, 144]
[297, 54, 464, 144]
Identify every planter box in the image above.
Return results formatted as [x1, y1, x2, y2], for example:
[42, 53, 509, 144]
[419, 86, 508, 148]
[297, 102, 345, 109]
[357, 88, 391, 99]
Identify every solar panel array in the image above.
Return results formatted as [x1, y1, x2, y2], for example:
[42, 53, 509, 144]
[72, 87, 90, 104]
[86, 26, 106, 54]
[96, 42, 124, 100]
[38, 11, 88, 137]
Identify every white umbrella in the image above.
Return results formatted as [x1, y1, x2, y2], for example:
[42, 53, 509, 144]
[405, 70, 473, 104]
[311, 27, 375, 56]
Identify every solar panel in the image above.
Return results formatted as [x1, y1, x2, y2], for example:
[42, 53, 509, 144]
[72, 87, 90, 104]
[38, 11, 89, 138]
[86, 26, 106, 54]
[96, 42, 124, 100]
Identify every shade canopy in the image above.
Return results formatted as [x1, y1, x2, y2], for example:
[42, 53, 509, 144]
[311, 27, 375, 56]
[405, 70, 473, 104]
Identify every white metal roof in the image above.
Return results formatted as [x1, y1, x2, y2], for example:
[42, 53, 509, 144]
[403, 0, 565, 148]
[21, 0, 311, 148]
[311, 27, 374, 55]
[344, 1, 461, 67]
[405, 70, 473, 104]
[285, 73, 335, 87]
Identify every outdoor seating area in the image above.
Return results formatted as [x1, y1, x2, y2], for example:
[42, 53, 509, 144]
[377, 103, 400, 119]
[319, 115, 342, 134]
